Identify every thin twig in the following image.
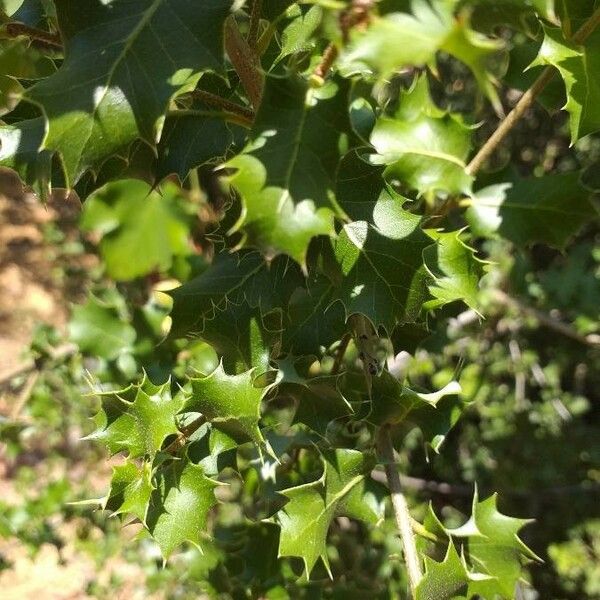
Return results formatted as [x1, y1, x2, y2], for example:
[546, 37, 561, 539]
[189, 89, 255, 121]
[4, 22, 62, 49]
[164, 415, 207, 454]
[377, 426, 422, 595]
[312, 43, 339, 82]
[466, 7, 600, 176]
[494, 289, 600, 347]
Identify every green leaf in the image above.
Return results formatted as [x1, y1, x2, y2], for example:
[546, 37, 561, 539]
[368, 370, 463, 451]
[467, 173, 596, 248]
[68, 295, 136, 360]
[88, 376, 184, 459]
[415, 542, 469, 600]
[0, 117, 52, 198]
[24, 0, 233, 187]
[187, 424, 238, 476]
[276, 449, 383, 577]
[167, 251, 266, 339]
[104, 460, 153, 525]
[276, 4, 322, 63]
[80, 179, 192, 281]
[333, 220, 431, 331]
[531, 25, 600, 142]
[276, 356, 352, 437]
[448, 490, 541, 598]
[227, 76, 349, 264]
[146, 458, 219, 559]
[370, 77, 473, 196]
[339, 1, 504, 109]
[186, 363, 268, 445]
[423, 229, 485, 312]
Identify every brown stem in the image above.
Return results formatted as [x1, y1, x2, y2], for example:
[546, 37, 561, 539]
[224, 15, 264, 109]
[190, 89, 255, 121]
[164, 415, 207, 454]
[312, 43, 339, 82]
[466, 7, 600, 176]
[248, 0, 262, 49]
[377, 426, 422, 596]
[493, 289, 600, 347]
[4, 22, 62, 49]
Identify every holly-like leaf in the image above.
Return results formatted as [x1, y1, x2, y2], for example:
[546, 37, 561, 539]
[447, 490, 541, 598]
[146, 458, 219, 559]
[276, 449, 383, 576]
[276, 356, 352, 437]
[80, 179, 192, 281]
[68, 294, 136, 360]
[167, 251, 266, 338]
[187, 424, 238, 476]
[423, 230, 485, 312]
[467, 173, 596, 248]
[0, 117, 52, 198]
[186, 363, 268, 445]
[370, 77, 473, 196]
[227, 76, 349, 264]
[415, 542, 469, 600]
[339, 1, 504, 109]
[87, 376, 184, 459]
[24, 0, 233, 188]
[104, 460, 153, 524]
[531, 25, 600, 142]
[368, 370, 463, 451]
[334, 220, 431, 331]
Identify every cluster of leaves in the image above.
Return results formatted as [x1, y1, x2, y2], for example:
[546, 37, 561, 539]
[1, 0, 600, 598]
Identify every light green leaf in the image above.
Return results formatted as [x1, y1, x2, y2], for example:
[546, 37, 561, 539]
[104, 460, 153, 524]
[370, 77, 473, 196]
[276, 4, 322, 63]
[276, 449, 383, 577]
[334, 220, 431, 331]
[24, 0, 233, 187]
[88, 376, 184, 459]
[81, 179, 192, 281]
[68, 295, 136, 360]
[227, 76, 349, 264]
[423, 229, 485, 311]
[340, 1, 504, 108]
[531, 25, 600, 142]
[467, 173, 596, 248]
[448, 490, 541, 598]
[415, 542, 469, 600]
[146, 458, 219, 559]
[186, 363, 268, 445]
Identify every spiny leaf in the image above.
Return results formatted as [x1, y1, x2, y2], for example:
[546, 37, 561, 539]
[531, 25, 600, 142]
[467, 173, 596, 248]
[186, 363, 268, 445]
[423, 229, 486, 312]
[339, 0, 504, 109]
[24, 0, 233, 188]
[146, 458, 219, 559]
[334, 220, 431, 331]
[88, 376, 184, 459]
[104, 460, 153, 525]
[415, 542, 469, 600]
[276, 356, 352, 437]
[370, 76, 473, 196]
[227, 76, 349, 264]
[80, 179, 192, 281]
[276, 448, 384, 577]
